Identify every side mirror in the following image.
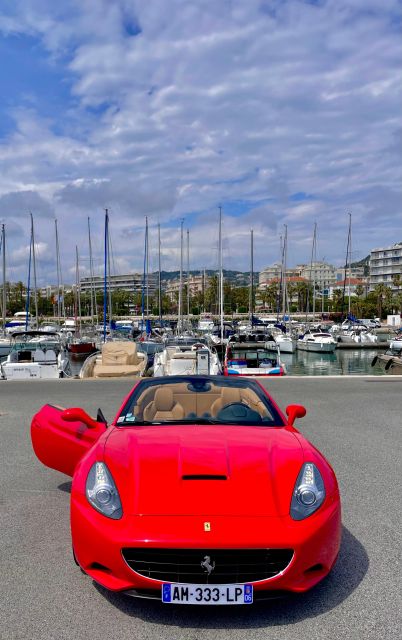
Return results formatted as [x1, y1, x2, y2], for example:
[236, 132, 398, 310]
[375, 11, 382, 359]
[285, 404, 307, 426]
[61, 407, 104, 429]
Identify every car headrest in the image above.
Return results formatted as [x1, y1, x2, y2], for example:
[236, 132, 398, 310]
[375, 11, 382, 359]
[154, 387, 175, 411]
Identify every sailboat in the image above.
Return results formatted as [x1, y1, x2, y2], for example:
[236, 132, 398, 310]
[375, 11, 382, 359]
[274, 225, 295, 353]
[79, 211, 146, 379]
[297, 223, 336, 353]
[0, 223, 13, 357]
[66, 245, 97, 357]
[1, 216, 70, 379]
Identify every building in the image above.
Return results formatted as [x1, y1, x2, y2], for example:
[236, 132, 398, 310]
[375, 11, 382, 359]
[369, 242, 402, 291]
[259, 264, 301, 288]
[165, 274, 210, 302]
[80, 273, 157, 295]
[334, 266, 366, 282]
[298, 262, 336, 288]
[328, 278, 366, 300]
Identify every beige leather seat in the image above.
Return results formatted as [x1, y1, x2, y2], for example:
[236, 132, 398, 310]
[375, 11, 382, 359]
[143, 387, 185, 422]
[210, 387, 242, 417]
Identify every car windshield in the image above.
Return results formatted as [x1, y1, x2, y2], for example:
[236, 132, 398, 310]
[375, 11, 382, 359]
[117, 376, 284, 426]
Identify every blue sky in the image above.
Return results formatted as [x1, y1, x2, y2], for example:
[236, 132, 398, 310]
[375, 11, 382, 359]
[0, 0, 401, 284]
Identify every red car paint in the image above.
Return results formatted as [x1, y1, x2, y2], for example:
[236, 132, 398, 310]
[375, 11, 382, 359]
[31, 377, 341, 598]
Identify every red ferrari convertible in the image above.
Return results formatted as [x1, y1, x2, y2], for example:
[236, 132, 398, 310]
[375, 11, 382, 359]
[31, 376, 341, 604]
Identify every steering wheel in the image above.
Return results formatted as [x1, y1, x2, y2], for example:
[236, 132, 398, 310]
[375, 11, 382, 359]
[216, 402, 262, 423]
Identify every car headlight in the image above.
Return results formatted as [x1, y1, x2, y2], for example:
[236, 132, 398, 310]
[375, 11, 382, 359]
[86, 462, 122, 519]
[290, 463, 325, 520]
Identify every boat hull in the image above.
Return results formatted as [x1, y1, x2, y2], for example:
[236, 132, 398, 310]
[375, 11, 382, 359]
[297, 342, 336, 353]
[375, 354, 402, 374]
[1, 363, 61, 380]
[275, 339, 295, 354]
[67, 342, 97, 356]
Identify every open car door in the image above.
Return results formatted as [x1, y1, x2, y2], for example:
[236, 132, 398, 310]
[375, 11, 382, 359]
[31, 404, 107, 477]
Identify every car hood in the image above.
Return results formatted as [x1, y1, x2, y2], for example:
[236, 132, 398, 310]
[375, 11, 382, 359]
[104, 425, 304, 517]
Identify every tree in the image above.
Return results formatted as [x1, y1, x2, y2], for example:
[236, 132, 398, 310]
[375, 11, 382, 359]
[392, 275, 401, 313]
[373, 284, 392, 319]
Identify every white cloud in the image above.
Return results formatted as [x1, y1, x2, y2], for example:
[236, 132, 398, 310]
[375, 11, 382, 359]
[0, 0, 401, 283]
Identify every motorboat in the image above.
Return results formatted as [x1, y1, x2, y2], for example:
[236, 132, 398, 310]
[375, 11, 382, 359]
[224, 339, 285, 376]
[66, 339, 97, 357]
[337, 325, 378, 344]
[0, 331, 70, 380]
[389, 330, 402, 352]
[79, 341, 147, 379]
[136, 340, 164, 372]
[274, 332, 296, 353]
[297, 330, 337, 353]
[153, 337, 221, 376]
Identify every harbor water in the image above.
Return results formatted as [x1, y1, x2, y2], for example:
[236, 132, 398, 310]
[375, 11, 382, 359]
[280, 348, 385, 376]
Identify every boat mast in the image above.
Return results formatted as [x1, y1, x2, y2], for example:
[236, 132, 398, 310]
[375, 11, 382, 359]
[306, 222, 317, 323]
[348, 213, 352, 315]
[186, 229, 190, 328]
[107, 221, 113, 327]
[145, 217, 149, 322]
[219, 206, 224, 342]
[1, 223, 5, 336]
[30, 213, 39, 328]
[341, 213, 352, 320]
[312, 223, 317, 321]
[25, 220, 32, 331]
[158, 222, 162, 323]
[282, 224, 288, 323]
[103, 209, 109, 343]
[178, 219, 184, 334]
[55, 219, 61, 322]
[249, 228, 254, 326]
[87, 217, 96, 322]
[75, 245, 82, 335]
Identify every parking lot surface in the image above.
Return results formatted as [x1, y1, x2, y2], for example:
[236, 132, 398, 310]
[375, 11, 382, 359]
[0, 377, 401, 640]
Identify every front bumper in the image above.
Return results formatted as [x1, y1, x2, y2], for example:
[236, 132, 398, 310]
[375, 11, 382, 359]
[71, 491, 341, 596]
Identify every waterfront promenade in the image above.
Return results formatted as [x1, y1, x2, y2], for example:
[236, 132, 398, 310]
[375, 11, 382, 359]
[1, 377, 401, 640]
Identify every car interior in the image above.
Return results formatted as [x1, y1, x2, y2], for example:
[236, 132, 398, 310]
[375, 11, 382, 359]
[120, 380, 280, 424]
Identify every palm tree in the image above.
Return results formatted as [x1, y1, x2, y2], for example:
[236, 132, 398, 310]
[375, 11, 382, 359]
[295, 281, 309, 312]
[374, 284, 392, 319]
[354, 284, 365, 317]
[265, 282, 279, 312]
[392, 275, 401, 313]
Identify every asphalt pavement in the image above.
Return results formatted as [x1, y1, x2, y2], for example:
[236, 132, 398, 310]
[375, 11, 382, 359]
[0, 377, 401, 640]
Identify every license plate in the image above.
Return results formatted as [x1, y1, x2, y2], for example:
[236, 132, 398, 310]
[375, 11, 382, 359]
[162, 583, 253, 605]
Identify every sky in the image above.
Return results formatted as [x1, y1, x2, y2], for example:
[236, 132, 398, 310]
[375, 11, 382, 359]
[0, 0, 401, 285]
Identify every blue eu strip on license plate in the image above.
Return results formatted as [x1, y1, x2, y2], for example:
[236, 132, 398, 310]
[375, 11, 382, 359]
[162, 583, 253, 605]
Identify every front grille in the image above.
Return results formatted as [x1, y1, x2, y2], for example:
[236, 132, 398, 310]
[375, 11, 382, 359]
[121, 548, 293, 584]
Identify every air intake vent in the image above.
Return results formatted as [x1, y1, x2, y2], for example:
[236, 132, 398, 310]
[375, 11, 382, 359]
[122, 548, 294, 584]
[182, 474, 227, 480]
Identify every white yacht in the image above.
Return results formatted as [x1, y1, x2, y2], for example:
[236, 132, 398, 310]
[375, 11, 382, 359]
[338, 327, 378, 344]
[0, 331, 70, 380]
[153, 338, 221, 376]
[297, 330, 337, 353]
[274, 332, 296, 353]
[389, 332, 402, 352]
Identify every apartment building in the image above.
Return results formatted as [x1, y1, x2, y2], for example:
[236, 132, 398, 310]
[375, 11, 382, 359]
[80, 273, 157, 294]
[165, 274, 210, 302]
[369, 242, 402, 291]
[259, 264, 301, 287]
[298, 261, 336, 288]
